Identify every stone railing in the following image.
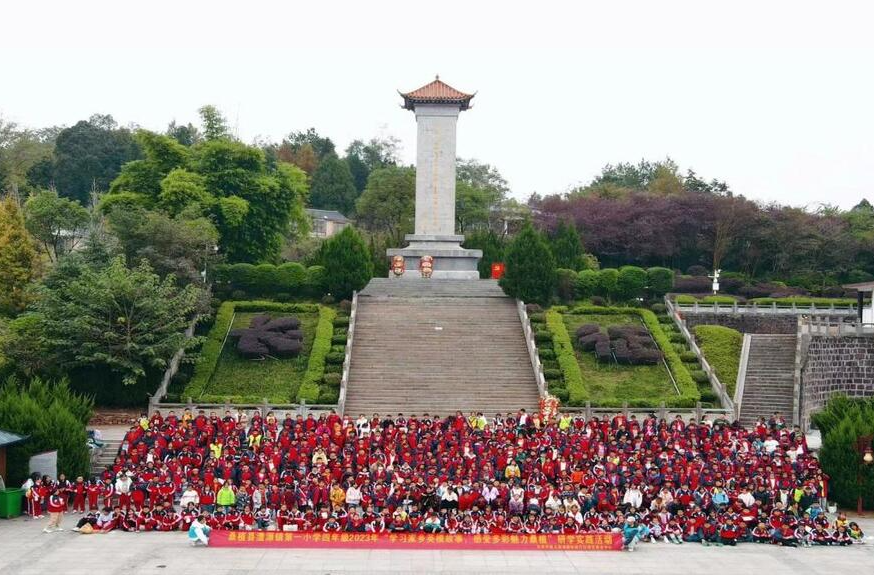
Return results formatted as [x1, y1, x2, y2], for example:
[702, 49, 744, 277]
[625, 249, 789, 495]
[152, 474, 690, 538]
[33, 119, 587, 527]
[147, 397, 336, 419]
[338, 291, 359, 416]
[674, 300, 856, 316]
[733, 334, 752, 418]
[665, 298, 736, 416]
[560, 401, 734, 422]
[517, 300, 547, 398]
[802, 315, 874, 336]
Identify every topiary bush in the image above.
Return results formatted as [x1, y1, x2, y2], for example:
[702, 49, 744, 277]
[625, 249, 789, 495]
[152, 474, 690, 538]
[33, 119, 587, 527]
[333, 316, 350, 327]
[529, 313, 545, 324]
[317, 387, 340, 404]
[680, 351, 698, 363]
[650, 302, 667, 314]
[538, 348, 556, 360]
[543, 368, 562, 379]
[534, 330, 552, 344]
[691, 370, 709, 384]
[322, 373, 341, 387]
[331, 334, 347, 345]
[325, 352, 345, 365]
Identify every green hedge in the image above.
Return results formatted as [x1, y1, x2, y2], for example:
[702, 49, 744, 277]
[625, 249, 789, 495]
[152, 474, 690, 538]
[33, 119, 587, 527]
[701, 295, 737, 304]
[214, 263, 327, 299]
[693, 325, 742, 397]
[185, 301, 326, 402]
[566, 305, 700, 406]
[546, 310, 587, 404]
[296, 305, 337, 403]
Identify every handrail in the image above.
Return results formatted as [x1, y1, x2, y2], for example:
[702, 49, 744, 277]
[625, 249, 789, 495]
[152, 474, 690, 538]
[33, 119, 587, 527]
[517, 300, 547, 398]
[665, 298, 736, 413]
[802, 315, 874, 336]
[734, 334, 752, 421]
[675, 301, 856, 316]
[338, 291, 358, 416]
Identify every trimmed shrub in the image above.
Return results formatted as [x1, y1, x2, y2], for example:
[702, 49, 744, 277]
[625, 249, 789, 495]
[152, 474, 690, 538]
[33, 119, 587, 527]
[317, 387, 340, 404]
[546, 310, 587, 404]
[673, 276, 711, 293]
[691, 370, 709, 384]
[296, 306, 337, 402]
[650, 302, 667, 314]
[680, 351, 698, 363]
[322, 373, 341, 387]
[525, 303, 543, 314]
[575, 269, 600, 300]
[325, 352, 345, 365]
[575, 324, 600, 338]
[630, 348, 662, 365]
[529, 313, 545, 324]
[276, 262, 307, 292]
[594, 340, 612, 361]
[589, 295, 606, 307]
[749, 296, 855, 307]
[646, 267, 674, 297]
[543, 368, 562, 379]
[701, 295, 737, 304]
[617, 265, 647, 301]
[186, 301, 236, 399]
[597, 268, 619, 301]
[324, 363, 341, 374]
[674, 294, 697, 304]
[578, 332, 607, 351]
[699, 389, 718, 404]
[549, 386, 570, 402]
[331, 334, 347, 345]
[538, 348, 556, 360]
[670, 333, 686, 343]
[333, 316, 350, 327]
[534, 330, 552, 344]
[694, 325, 742, 397]
[306, 265, 327, 298]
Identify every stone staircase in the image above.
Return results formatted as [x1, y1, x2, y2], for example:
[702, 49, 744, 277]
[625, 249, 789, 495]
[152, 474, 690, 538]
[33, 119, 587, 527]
[344, 279, 540, 416]
[738, 334, 797, 426]
[90, 438, 123, 476]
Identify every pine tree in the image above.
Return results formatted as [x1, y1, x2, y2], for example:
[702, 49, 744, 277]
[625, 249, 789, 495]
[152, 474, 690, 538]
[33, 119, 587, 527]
[550, 220, 585, 270]
[500, 223, 556, 305]
[320, 227, 373, 300]
[0, 195, 40, 314]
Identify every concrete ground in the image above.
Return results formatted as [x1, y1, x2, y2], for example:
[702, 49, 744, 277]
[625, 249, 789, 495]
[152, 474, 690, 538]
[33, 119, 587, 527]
[1, 513, 872, 575]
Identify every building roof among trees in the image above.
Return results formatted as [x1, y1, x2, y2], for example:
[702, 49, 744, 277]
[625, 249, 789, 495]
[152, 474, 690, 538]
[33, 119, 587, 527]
[306, 208, 350, 224]
[400, 76, 475, 110]
[0, 429, 28, 448]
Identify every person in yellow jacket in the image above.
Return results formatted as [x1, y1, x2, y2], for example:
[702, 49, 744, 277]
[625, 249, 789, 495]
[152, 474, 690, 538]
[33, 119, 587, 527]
[209, 438, 223, 460]
[216, 482, 236, 510]
[329, 483, 347, 510]
[558, 414, 572, 431]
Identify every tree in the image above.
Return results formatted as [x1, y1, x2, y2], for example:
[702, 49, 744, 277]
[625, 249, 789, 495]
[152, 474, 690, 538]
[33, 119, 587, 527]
[166, 120, 202, 146]
[278, 128, 336, 176]
[355, 166, 415, 245]
[550, 220, 585, 270]
[53, 115, 140, 203]
[309, 155, 357, 215]
[106, 206, 220, 285]
[198, 105, 230, 141]
[0, 195, 39, 314]
[345, 137, 400, 192]
[24, 189, 90, 261]
[816, 398, 874, 509]
[158, 168, 211, 215]
[499, 224, 556, 305]
[36, 256, 202, 386]
[0, 377, 93, 484]
[597, 268, 619, 301]
[575, 269, 600, 299]
[318, 227, 372, 300]
[0, 119, 56, 195]
[455, 181, 492, 233]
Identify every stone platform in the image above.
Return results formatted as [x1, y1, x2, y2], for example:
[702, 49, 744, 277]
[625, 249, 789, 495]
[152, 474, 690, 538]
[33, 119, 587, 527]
[1, 513, 872, 575]
[386, 235, 482, 280]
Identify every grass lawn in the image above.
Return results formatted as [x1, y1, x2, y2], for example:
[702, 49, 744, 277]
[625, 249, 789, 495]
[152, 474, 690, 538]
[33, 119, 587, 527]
[562, 313, 679, 403]
[201, 311, 320, 402]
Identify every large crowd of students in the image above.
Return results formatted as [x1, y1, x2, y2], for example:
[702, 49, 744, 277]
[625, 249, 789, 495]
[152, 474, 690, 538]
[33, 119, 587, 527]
[24, 408, 866, 550]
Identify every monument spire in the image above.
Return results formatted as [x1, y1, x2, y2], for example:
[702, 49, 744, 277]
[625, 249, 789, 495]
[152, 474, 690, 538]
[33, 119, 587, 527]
[386, 77, 482, 279]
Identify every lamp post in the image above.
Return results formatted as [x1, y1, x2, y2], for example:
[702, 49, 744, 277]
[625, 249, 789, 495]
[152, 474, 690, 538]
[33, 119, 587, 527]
[856, 434, 873, 516]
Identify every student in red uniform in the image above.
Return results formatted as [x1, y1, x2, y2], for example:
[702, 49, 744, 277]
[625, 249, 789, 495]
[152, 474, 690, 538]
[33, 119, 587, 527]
[44, 490, 67, 533]
[71, 476, 87, 513]
[87, 478, 102, 511]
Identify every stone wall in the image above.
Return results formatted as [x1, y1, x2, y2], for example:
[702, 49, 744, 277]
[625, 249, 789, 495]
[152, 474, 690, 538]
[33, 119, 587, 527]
[801, 335, 874, 427]
[682, 312, 798, 334]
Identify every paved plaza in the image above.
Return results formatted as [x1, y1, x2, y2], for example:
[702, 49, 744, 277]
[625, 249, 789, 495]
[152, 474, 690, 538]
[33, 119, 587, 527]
[0, 514, 871, 575]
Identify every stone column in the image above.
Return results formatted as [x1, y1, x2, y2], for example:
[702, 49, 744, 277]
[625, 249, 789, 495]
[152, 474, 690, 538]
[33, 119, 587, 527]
[413, 105, 459, 238]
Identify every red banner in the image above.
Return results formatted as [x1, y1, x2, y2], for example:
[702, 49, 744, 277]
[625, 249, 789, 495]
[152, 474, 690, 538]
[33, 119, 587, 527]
[210, 530, 622, 551]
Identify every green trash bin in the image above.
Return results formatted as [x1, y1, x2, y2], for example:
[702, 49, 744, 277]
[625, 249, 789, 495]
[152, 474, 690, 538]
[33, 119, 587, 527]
[0, 488, 24, 518]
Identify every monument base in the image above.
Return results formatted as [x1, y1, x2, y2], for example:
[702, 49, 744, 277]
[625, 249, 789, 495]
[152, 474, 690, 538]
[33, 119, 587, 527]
[387, 235, 482, 280]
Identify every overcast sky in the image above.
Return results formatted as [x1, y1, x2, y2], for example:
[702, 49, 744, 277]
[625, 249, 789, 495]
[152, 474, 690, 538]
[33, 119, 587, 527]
[2, 0, 872, 208]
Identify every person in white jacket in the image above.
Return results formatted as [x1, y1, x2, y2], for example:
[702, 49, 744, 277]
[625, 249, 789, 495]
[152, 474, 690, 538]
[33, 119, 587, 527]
[623, 484, 643, 510]
[180, 485, 200, 508]
[188, 514, 211, 546]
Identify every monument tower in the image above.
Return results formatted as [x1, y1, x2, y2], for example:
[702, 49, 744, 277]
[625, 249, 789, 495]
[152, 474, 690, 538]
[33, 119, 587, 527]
[387, 76, 482, 279]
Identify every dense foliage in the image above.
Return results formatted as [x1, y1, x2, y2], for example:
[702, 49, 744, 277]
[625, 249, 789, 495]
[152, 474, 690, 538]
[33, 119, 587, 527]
[0, 196, 39, 314]
[317, 226, 373, 300]
[812, 397, 874, 509]
[0, 377, 93, 484]
[534, 160, 874, 293]
[500, 224, 557, 305]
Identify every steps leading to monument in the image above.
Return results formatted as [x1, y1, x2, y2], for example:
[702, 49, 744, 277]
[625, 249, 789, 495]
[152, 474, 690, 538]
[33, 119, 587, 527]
[344, 280, 540, 415]
[738, 334, 797, 426]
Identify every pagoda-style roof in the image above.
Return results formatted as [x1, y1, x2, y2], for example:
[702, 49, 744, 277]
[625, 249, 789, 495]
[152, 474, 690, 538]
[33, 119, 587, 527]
[400, 76, 475, 111]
